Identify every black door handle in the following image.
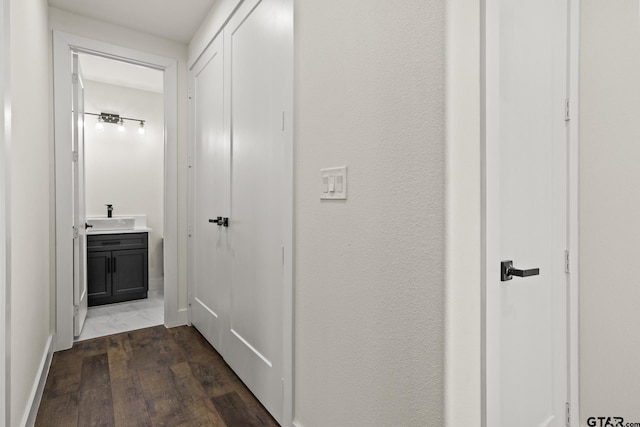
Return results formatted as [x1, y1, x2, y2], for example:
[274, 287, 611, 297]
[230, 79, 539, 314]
[85, 223, 93, 229]
[222, 217, 229, 227]
[501, 260, 540, 282]
[209, 217, 223, 226]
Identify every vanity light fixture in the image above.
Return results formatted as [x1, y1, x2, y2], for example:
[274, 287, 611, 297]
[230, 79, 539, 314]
[85, 112, 147, 134]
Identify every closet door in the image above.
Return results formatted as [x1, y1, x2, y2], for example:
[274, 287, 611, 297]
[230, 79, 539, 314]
[190, 34, 229, 352]
[225, 0, 287, 421]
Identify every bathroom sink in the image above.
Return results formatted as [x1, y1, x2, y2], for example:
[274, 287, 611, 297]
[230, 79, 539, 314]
[86, 216, 135, 231]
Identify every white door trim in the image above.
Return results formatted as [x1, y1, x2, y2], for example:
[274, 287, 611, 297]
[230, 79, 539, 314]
[53, 31, 180, 351]
[186, 0, 293, 424]
[567, 0, 580, 423]
[480, 0, 580, 425]
[0, 0, 9, 423]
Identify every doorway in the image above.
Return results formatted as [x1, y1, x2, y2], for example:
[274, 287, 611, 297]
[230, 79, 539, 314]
[73, 52, 165, 341]
[53, 31, 180, 351]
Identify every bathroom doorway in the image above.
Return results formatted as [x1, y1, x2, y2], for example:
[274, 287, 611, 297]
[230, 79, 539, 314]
[74, 52, 165, 341]
[53, 31, 181, 351]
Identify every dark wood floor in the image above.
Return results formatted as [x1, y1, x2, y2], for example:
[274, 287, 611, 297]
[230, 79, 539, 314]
[35, 325, 279, 427]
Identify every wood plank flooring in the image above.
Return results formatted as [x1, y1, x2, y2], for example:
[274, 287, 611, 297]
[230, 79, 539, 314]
[36, 325, 280, 427]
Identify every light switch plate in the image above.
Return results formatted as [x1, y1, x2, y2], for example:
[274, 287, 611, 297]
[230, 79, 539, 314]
[320, 166, 347, 200]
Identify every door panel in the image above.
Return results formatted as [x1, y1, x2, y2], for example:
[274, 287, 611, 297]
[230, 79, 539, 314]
[226, 0, 284, 421]
[112, 249, 148, 295]
[486, 0, 569, 425]
[72, 53, 88, 337]
[87, 251, 111, 299]
[191, 34, 228, 352]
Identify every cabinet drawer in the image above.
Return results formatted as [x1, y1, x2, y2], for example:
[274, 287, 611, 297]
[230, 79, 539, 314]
[87, 232, 148, 252]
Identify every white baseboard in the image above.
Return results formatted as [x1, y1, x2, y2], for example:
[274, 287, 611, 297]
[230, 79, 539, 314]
[149, 278, 164, 291]
[21, 334, 53, 427]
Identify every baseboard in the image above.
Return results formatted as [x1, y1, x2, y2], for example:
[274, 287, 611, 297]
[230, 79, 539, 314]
[165, 308, 188, 328]
[149, 278, 164, 291]
[21, 334, 53, 427]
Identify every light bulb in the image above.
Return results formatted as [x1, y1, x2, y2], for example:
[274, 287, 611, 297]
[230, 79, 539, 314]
[138, 121, 145, 135]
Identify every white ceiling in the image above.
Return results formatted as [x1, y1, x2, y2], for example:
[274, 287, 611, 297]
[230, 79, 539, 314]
[78, 53, 164, 93]
[48, 0, 217, 44]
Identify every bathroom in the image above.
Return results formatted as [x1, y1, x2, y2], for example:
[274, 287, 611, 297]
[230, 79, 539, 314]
[76, 53, 165, 341]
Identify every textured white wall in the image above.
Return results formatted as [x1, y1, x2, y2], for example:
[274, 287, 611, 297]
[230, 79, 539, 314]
[294, 0, 445, 425]
[580, 0, 640, 423]
[48, 7, 190, 309]
[84, 80, 164, 282]
[10, 0, 51, 424]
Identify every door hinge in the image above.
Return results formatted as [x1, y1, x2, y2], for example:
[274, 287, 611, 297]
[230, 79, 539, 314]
[72, 73, 79, 84]
[281, 246, 285, 266]
[565, 98, 571, 122]
[74, 305, 79, 316]
[188, 156, 193, 168]
[188, 226, 193, 237]
[282, 112, 285, 131]
[565, 402, 571, 426]
[73, 225, 79, 239]
[564, 250, 570, 274]
[72, 151, 78, 162]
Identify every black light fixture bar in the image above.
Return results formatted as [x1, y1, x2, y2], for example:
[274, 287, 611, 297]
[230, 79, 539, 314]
[85, 111, 145, 125]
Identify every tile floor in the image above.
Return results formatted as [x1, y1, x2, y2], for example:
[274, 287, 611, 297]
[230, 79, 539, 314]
[76, 290, 164, 341]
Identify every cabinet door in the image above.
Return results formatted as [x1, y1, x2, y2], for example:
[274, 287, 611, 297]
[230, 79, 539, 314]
[112, 249, 148, 296]
[87, 251, 111, 299]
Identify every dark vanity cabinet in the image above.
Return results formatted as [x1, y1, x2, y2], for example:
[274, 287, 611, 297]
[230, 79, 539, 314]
[87, 232, 148, 306]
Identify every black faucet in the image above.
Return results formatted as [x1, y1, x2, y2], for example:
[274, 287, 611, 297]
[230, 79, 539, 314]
[106, 204, 113, 218]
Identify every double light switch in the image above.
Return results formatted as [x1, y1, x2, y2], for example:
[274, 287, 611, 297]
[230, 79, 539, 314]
[320, 166, 347, 200]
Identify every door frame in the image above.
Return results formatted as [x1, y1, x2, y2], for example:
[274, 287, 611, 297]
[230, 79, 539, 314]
[186, 0, 294, 424]
[480, 0, 580, 425]
[53, 31, 180, 351]
[0, 0, 9, 423]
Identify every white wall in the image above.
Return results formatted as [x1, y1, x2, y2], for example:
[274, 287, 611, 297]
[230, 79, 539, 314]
[49, 7, 190, 309]
[294, 1, 446, 424]
[84, 80, 164, 283]
[10, 0, 51, 425]
[580, 0, 640, 422]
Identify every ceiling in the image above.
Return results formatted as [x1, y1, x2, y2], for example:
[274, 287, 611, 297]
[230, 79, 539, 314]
[48, 0, 217, 44]
[78, 53, 164, 93]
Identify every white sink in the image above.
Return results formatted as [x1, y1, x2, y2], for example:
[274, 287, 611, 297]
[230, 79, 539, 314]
[87, 216, 135, 231]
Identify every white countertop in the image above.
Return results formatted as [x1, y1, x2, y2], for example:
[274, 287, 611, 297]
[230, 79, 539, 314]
[87, 227, 152, 235]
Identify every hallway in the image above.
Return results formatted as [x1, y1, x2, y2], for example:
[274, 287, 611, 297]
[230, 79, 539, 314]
[35, 326, 278, 426]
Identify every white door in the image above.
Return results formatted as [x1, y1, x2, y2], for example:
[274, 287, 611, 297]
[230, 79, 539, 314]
[190, 34, 229, 352]
[72, 52, 88, 337]
[224, 0, 286, 422]
[485, 1, 570, 426]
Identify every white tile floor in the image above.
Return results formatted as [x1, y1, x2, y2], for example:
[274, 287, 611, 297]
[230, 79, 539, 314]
[75, 290, 164, 342]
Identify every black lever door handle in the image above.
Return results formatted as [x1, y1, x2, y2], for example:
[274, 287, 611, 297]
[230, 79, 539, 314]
[85, 223, 93, 229]
[501, 260, 540, 282]
[209, 217, 223, 226]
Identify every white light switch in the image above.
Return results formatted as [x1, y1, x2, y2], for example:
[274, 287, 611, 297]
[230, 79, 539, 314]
[320, 166, 347, 200]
